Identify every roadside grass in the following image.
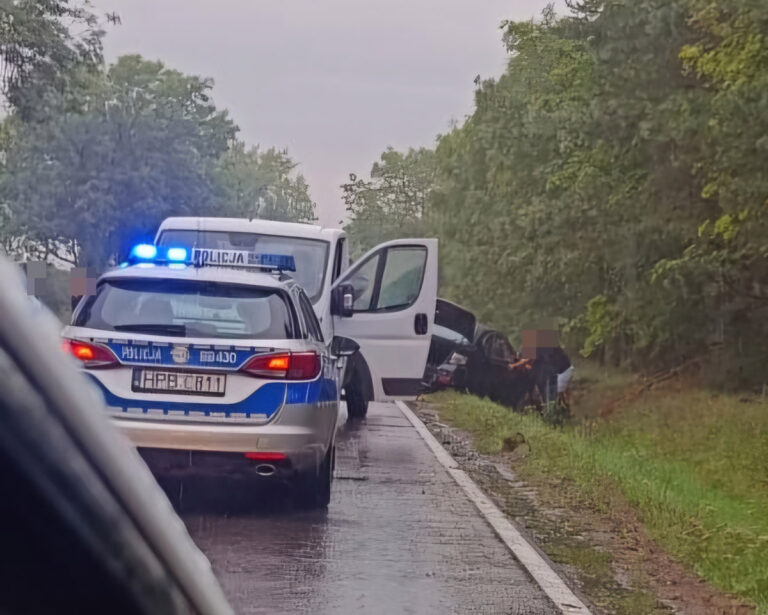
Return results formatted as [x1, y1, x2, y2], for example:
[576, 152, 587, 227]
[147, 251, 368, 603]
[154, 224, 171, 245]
[546, 544, 611, 578]
[567, 359, 637, 419]
[617, 587, 664, 615]
[542, 544, 665, 614]
[427, 384, 768, 612]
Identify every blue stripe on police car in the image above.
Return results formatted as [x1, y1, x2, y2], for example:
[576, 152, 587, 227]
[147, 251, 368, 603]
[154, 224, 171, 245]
[89, 375, 338, 419]
[106, 340, 266, 370]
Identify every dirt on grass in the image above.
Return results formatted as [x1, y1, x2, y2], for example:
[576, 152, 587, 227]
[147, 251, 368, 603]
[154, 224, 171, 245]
[412, 399, 755, 615]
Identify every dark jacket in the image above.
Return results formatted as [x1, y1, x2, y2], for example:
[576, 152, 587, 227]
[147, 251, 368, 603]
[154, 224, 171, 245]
[531, 346, 571, 385]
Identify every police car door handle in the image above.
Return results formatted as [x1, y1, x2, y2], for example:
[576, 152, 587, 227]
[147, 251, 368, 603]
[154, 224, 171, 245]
[414, 313, 428, 335]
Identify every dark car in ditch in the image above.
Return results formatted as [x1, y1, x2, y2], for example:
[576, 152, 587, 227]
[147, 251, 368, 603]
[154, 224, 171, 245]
[423, 299, 476, 390]
[464, 327, 534, 409]
[424, 302, 535, 410]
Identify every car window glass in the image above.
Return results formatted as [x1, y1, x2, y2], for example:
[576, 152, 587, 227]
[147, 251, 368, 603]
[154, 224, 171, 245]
[491, 336, 514, 361]
[298, 290, 323, 342]
[332, 238, 345, 282]
[492, 338, 505, 361]
[375, 247, 427, 311]
[477, 335, 489, 353]
[347, 253, 380, 311]
[76, 280, 296, 339]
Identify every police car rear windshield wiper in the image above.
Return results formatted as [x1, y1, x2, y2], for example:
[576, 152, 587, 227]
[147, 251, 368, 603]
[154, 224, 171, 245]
[113, 324, 187, 336]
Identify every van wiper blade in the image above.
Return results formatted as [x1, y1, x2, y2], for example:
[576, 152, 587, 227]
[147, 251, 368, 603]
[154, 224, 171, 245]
[113, 323, 187, 336]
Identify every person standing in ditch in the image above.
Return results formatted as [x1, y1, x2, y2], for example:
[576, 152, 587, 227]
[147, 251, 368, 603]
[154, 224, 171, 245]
[520, 328, 572, 407]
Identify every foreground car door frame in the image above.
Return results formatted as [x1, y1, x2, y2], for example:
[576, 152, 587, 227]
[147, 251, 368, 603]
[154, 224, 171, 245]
[331, 238, 438, 401]
[0, 258, 233, 615]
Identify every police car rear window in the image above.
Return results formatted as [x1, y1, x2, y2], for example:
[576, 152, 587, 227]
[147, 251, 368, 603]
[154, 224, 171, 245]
[75, 279, 297, 340]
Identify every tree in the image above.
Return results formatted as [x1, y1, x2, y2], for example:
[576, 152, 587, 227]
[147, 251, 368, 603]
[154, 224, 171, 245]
[1, 55, 237, 268]
[214, 143, 316, 223]
[342, 147, 436, 256]
[0, 0, 103, 118]
[344, 0, 768, 382]
[652, 0, 768, 382]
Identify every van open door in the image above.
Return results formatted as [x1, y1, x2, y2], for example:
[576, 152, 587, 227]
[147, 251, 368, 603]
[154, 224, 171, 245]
[332, 238, 437, 403]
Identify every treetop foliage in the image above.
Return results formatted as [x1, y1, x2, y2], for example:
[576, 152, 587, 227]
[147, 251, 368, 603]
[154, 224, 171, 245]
[0, 3, 316, 270]
[344, 0, 768, 386]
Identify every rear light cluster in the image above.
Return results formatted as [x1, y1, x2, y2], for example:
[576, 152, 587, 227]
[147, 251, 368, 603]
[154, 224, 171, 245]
[61, 340, 320, 380]
[241, 352, 320, 380]
[61, 339, 119, 368]
[244, 452, 286, 461]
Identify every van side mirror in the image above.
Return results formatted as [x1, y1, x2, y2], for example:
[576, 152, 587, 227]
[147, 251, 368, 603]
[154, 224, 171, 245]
[331, 335, 359, 357]
[331, 284, 354, 318]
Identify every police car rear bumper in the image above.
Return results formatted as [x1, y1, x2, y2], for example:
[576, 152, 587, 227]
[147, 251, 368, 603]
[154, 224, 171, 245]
[113, 403, 337, 472]
[137, 448, 298, 481]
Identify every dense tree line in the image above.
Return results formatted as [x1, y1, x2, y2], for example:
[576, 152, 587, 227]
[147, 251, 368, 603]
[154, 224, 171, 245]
[344, 0, 768, 386]
[0, 1, 315, 271]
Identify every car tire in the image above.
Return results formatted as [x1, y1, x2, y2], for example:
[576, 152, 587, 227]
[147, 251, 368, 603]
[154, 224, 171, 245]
[295, 446, 334, 510]
[345, 376, 368, 419]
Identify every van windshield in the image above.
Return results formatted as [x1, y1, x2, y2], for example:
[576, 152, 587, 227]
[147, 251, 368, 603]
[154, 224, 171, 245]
[75, 279, 296, 340]
[157, 230, 329, 303]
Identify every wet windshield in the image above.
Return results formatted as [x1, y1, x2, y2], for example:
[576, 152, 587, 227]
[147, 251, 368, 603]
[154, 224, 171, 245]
[157, 230, 329, 303]
[5, 1, 768, 613]
[75, 279, 296, 339]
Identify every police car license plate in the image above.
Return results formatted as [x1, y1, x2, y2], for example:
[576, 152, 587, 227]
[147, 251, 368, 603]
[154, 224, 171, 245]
[131, 369, 226, 397]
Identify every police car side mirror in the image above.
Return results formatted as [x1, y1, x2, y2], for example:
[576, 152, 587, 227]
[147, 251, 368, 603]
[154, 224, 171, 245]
[331, 284, 354, 318]
[331, 335, 359, 357]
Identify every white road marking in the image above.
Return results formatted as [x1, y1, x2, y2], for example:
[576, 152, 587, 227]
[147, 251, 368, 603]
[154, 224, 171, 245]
[396, 400, 592, 615]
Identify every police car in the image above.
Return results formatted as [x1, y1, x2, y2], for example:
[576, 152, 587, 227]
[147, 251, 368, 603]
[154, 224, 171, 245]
[62, 244, 358, 509]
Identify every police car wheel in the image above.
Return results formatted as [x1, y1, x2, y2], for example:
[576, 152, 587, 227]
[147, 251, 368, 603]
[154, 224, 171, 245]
[345, 379, 368, 419]
[295, 446, 333, 510]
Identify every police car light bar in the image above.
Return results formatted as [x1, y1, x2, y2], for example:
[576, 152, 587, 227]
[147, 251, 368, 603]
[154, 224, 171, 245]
[127, 244, 186, 264]
[126, 244, 296, 272]
[252, 252, 297, 272]
[192, 248, 296, 272]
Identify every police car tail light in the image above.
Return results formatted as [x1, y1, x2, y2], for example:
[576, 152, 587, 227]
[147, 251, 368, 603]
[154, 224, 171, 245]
[244, 452, 286, 461]
[287, 352, 321, 380]
[241, 353, 291, 378]
[61, 339, 119, 369]
[241, 352, 320, 380]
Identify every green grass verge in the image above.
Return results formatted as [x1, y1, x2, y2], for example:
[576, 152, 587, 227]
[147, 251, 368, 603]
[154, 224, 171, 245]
[428, 387, 768, 612]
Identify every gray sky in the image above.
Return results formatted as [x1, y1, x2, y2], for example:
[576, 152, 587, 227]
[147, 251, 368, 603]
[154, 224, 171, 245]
[91, 0, 563, 226]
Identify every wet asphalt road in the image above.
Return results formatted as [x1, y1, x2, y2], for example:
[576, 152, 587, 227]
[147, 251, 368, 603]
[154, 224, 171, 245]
[175, 402, 557, 614]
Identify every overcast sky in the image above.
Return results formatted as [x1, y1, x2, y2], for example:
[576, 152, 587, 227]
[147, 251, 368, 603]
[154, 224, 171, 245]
[91, 1, 564, 226]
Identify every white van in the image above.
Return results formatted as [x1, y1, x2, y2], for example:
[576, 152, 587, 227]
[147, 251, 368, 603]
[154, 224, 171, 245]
[155, 217, 437, 418]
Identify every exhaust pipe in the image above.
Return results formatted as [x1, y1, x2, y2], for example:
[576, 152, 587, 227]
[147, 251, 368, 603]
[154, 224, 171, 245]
[255, 464, 276, 477]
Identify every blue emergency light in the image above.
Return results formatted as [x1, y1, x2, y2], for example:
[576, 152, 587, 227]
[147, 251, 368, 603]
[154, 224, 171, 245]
[166, 247, 188, 262]
[126, 244, 296, 273]
[130, 244, 157, 260]
[252, 253, 296, 272]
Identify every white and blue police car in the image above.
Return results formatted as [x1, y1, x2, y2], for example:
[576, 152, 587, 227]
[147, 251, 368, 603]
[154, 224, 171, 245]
[62, 244, 358, 508]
